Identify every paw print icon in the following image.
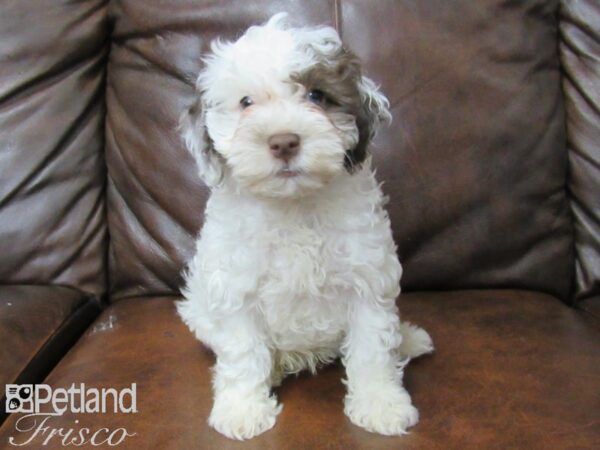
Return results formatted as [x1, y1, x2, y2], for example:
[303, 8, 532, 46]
[7, 398, 21, 412]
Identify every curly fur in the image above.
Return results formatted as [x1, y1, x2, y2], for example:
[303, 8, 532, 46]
[176, 13, 433, 440]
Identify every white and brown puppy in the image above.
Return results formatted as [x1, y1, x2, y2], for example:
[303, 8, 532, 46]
[177, 13, 433, 440]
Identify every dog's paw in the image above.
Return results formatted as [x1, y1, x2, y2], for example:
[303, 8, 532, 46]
[344, 385, 419, 436]
[209, 389, 282, 440]
[398, 322, 434, 359]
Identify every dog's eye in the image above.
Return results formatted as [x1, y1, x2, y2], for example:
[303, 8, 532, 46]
[240, 96, 253, 109]
[307, 89, 326, 105]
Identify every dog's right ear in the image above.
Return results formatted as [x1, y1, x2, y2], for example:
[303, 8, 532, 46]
[179, 98, 224, 187]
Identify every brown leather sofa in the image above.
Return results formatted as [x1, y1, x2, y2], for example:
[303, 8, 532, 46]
[1, 1, 599, 449]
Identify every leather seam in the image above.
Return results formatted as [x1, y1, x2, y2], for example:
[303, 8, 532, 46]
[333, 0, 342, 39]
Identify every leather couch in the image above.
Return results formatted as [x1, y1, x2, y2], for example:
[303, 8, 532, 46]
[1, 1, 598, 448]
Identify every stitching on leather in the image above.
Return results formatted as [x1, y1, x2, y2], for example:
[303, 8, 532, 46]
[333, 0, 342, 39]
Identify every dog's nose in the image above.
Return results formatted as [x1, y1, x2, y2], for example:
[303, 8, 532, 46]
[268, 133, 300, 162]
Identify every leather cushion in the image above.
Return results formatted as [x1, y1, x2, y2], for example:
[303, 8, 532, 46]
[0, 0, 108, 296]
[2, 291, 598, 449]
[580, 296, 600, 321]
[0, 285, 100, 401]
[560, 0, 600, 301]
[105, 0, 573, 301]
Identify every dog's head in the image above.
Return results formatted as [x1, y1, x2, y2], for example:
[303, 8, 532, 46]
[181, 13, 391, 199]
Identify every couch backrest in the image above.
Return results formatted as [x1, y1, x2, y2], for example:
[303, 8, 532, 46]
[560, 0, 600, 302]
[0, 0, 109, 297]
[103, 0, 575, 301]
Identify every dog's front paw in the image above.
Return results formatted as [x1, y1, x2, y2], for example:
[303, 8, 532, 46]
[344, 385, 419, 436]
[209, 389, 282, 440]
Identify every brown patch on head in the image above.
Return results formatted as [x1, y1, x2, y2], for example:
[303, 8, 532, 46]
[291, 47, 379, 171]
[293, 48, 363, 113]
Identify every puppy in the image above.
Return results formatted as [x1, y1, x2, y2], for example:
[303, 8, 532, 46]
[177, 13, 433, 440]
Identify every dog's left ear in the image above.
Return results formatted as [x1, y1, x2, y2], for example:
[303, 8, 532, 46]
[345, 76, 392, 171]
[179, 98, 224, 187]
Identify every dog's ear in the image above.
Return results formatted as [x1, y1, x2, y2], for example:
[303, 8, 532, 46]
[179, 98, 224, 187]
[345, 76, 392, 171]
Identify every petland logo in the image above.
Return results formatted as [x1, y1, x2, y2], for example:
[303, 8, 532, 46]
[5, 384, 137, 447]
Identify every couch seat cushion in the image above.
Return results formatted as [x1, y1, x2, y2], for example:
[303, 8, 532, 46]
[1, 290, 598, 449]
[580, 296, 600, 321]
[0, 285, 100, 416]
